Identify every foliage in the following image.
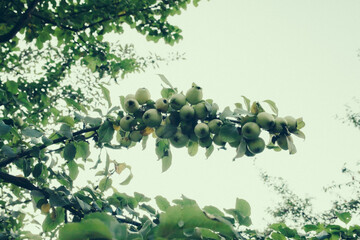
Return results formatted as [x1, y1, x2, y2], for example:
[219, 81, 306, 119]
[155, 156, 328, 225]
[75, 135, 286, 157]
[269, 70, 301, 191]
[1, 0, 359, 239]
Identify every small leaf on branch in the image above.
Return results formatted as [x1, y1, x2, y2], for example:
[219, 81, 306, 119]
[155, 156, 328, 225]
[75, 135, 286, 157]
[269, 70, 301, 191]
[155, 195, 171, 212]
[205, 144, 214, 159]
[263, 99, 279, 115]
[57, 116, 75, 127]
[64, 143, 76, 161]
[158, 74, 174, 89]
[100, 84, 112, 108]
[0, 121, 11, 135]
[99, 177, 112, 192]
[98, 120, 115, 143]
[162, 151, 172, 173]
[22, 128, 43, 138]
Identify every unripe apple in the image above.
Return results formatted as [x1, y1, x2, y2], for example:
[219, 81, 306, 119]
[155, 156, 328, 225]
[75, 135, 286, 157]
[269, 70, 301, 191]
[142, 109, 162, 127]
[277, 134, 288, 150]
[247, 137, 265, 154]
[166, 111, 181, 126]
[284, 116, 297, 132]
[129, 131, 142, 142]
[199, 136, 212, 148]
[124, 98, 140, 113]
[170, 93, 186, 110]
[241, 122, 261, 140]
[180, 121, 195, 135]
[208, 119, 223, 134]
[135, 88, 151, 104]
[256, 112, 275, 130]
[229, 138, 241, 148]
[245, 147, 256, 157]
[120, 115, 135, 131]
[193, 102, 208, 120]
[194, 123, 210, 138]
[155, 124, 177, 139]
[155, 98, 169, 112]
[213, 134, 226, 146]
[170, 130, 189, 148]
[186, 85, 203, 105]
[219, 125, 240, 143]
[179, 105, 195, 121]
[273, 117, 288, 133]
[125, 94, 135, 101]
[120, 137, 132, 147]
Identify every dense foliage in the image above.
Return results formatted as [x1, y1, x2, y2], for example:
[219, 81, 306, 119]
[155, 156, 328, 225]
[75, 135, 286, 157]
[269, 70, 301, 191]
[1, 0, 359, 239]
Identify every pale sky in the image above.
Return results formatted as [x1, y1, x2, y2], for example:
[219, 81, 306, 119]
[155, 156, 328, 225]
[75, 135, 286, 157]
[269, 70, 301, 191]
[80, 0, 360, 229]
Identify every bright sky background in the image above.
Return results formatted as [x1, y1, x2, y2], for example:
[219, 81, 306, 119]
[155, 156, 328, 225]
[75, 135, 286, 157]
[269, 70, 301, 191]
[75, 0, 360, 229]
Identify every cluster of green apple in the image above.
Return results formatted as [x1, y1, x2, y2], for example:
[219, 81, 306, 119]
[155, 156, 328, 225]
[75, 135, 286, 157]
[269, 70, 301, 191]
[115, 84, 303, 157]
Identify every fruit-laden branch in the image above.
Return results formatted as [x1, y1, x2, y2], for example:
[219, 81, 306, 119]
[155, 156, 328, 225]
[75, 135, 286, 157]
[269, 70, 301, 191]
[0, 0, 42, 43]
[0, 126, 100, 168]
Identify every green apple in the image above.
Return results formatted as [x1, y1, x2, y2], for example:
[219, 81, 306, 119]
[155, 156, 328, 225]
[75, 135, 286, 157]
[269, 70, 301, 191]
[155, 124, 177, 139]
[120, 137, 132, 147]
[241, 122, 261, 140]
[241, 115, 256, 125]
[124, 98, 140, 113]
[247, 137, 265, 154]
[170, 93, 186, 110]
[284, 116, 297, 132]
[219, 125, 240, 143]
[194, 123, 210, 138]
[273, 117, 288, 133]
[199, 136, 212, 148]
[120, 115, 135, 131]
[208, 119, 223, 134]
[125, 94, 135, 101]
[142, 109, 162, 127]
[256, 112, 275, 130]
[135, 88, 151, 104]
[155, 98, 169, 112]
[277, 134, 289, 150]
[193, 102, 208, 120]
[179, 105, 195, 121]
[170, 130, 189, 148]
[186, 85, 203, 105]
[245, 147, 256, 157]
[229, 138, 241, 148]
[213, 134, 226, 146]
[165, 111, 181, 126]
[129, 131, 143, 142]
[180, 121, 195, 135]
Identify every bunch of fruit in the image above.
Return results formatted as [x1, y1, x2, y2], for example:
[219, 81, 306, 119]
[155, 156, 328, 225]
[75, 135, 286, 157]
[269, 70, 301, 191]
[114, 83, 304, 158]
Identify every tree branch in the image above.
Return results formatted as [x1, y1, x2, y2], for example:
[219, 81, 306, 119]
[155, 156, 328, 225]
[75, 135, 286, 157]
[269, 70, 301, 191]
[0, 126, 99, 168]
[0, 0, 42, 43]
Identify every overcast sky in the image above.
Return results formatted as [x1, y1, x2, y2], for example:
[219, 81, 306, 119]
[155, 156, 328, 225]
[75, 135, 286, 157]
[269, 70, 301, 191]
[75, 0, 360, 228]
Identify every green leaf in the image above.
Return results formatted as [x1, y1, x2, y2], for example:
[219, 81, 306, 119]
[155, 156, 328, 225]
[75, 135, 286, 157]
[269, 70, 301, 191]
[64, 143, 76, 161]
[271, 232, 286, 240]
[286, 135, 297, 155]
[142, 135, 149, 150]
[233, 138, 246, 160]
[242, 96, 251, 111]
[42, 208, 65, 232]
[296, 117, 305, 130]
[162, 151, 172, 173]
[0, 121, 11, 135]
[32, 163, 43, 178]
[292, 130, 305, 139]
[263, 99, 279, 115]
[99, 177, 112, 192]
[104, 152, 111, 175]
[336, 212, 351, 224]
[203, 206, 224, 217]
[100, 84, 112, 108]
[57, 116, 75, 127]
[59, 124, 72, 139]
[75, 141, 90, 160]
[22, 128, 43, 138]
[235, 198, 251, 217]
[155, 195, 171, 212]
[84, 116, 102, 126]
[134, 192, 151, 203]
[59, 219, 113, 240]
[187, 141, 198, 157]
[219, 107, 233, 121]
[303, 224, 319, 232]
[158, 74, 174, 89]
[120, 172, 133, 185]
[6, 80, 18, 94]
[98, 121, 115, 143]
[205, 144, 214, 159]
[68, 160, 79, 181]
